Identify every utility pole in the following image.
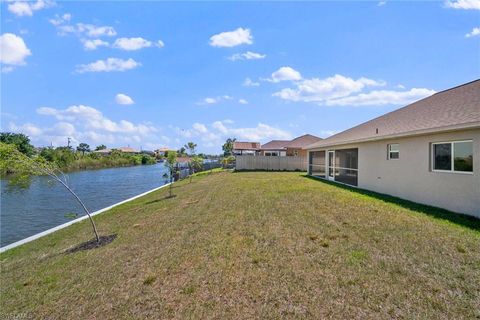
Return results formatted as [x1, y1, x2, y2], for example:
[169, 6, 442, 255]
[67, 137, 71, 148]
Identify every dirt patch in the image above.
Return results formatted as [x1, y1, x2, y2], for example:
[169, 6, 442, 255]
[66, 234, 117, 253]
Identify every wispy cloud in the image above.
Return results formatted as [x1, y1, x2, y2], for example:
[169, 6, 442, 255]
[8, 0, 54, 17]
[209, 27, 253, 47]
[196, 95, 233, 105]
[243, 78, 260, 87]
[228, 51, 266, 61]
[9, 104, 158, 147]
[113, 37, 164, 51]
[75, 58, 141, 73]
[81, 39, 109, 50]
[115, 93, 135, 105]
[465, 27, 480, 37]
[271, 72, 435, 107]
[445, 0, 480, 10]
[267, 66, 302, 83]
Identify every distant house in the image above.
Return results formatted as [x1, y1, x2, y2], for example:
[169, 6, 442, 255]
[260, 140, 290, 156]
[154, 147, 171, 157]
[260, 134, 322, 156]
[233, 142, 261, 156]
[305, 79, 480, 217]
[285, 134, 322, 157]
[93, 146, 140, 155]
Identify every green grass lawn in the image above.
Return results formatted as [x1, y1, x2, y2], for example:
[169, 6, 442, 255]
[1, 171, 479, 319]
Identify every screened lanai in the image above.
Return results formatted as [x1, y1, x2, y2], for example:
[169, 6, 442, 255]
[308, 148, 358, 186]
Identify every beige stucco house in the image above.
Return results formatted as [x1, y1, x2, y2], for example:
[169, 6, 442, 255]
[305, 80, 480, 218]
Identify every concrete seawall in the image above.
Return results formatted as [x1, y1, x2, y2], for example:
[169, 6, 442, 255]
[0, 182, 172, 253]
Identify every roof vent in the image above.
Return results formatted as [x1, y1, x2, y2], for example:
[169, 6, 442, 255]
[375, 128, 379, 134]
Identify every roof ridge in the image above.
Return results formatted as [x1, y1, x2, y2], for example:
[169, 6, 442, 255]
[431, 79, 480, 96]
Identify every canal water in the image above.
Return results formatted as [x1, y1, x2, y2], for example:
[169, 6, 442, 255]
[0, 163, 171, 247]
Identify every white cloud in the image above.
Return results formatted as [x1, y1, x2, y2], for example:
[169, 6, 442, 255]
[51, 17, 117, 38]
[8, 0, 53, 17]
[209, 27, 253, 47]
[174, 120, 291, 149]
[49, 13, 71, 26]
[212, 121, 292, 141]
[115, 93, 135, 105]
[271, 72, 435, 107]
[445, 0, 480, 10]
[228, 51, 266, 61]
[273, 74, 386, 103]
[192, 123, 208, 133]
[8, 122, 43, 136]
[82, 39, 109, 50]
[75, 58, 141, 73]
[113, 37, 164, 51]
[37, 104, 156, 135]
[201, 97, 219, 105]
[269, 66, 302, 82]
[324, 88, 436, 106]
[10, 104, 163, 148]
[243, 77, 260, 87]
[320, 130, 337, 137]
[1, 66, 15, 73]
[75, 23, 116, 37]
[197, 95, 233, 105]
[378, 1, 387, 6]
[0, 33, 31, 68]
[465, 27, 480, 37]
[238, 99, 249, 104]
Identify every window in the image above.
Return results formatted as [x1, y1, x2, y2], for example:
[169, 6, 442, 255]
[432, 140, 473, 173]
[388, 144, 399, 160]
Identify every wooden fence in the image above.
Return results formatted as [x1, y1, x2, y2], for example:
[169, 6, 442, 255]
[235, 155, 307, 171]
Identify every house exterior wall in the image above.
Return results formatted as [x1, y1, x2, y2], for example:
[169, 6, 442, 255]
[286, 148, 308, 157]
[233, 149, 259, 156]
[260, 150, 287, 156]
[308, 128, 480, 218]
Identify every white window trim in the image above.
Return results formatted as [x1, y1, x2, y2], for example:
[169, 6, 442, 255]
[387, 143, 400, 160]
[431, 140, 473, 175]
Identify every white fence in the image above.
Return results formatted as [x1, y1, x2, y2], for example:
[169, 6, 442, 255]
[235, 155, 308, 171]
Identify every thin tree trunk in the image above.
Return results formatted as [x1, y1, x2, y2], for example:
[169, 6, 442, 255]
[55, 177, 100, 242]
[169, 169, 173, 197]
[16, 157, 100, 242]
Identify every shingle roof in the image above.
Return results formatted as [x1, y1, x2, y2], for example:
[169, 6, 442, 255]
[306, 79, 480, 149]
[285, 134, 322, 148]
[117, 147, 140, 153]
[233, 141, 261, 150]
[261, 140, 290, 150]
[93, 147, 140, 153]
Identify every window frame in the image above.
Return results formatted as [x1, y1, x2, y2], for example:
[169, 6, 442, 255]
[387, 143, 400, 160]
[431, 140, 473, 174]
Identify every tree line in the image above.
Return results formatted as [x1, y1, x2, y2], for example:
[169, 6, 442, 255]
[0, 132, 157, 174]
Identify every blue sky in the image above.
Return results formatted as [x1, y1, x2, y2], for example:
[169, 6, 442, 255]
[1, 0, 479, 153]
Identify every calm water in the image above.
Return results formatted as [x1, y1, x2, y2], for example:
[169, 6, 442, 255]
[0, 163, 171, 247]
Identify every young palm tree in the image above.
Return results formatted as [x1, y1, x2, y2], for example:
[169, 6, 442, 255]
[164, 151, 178, 197]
